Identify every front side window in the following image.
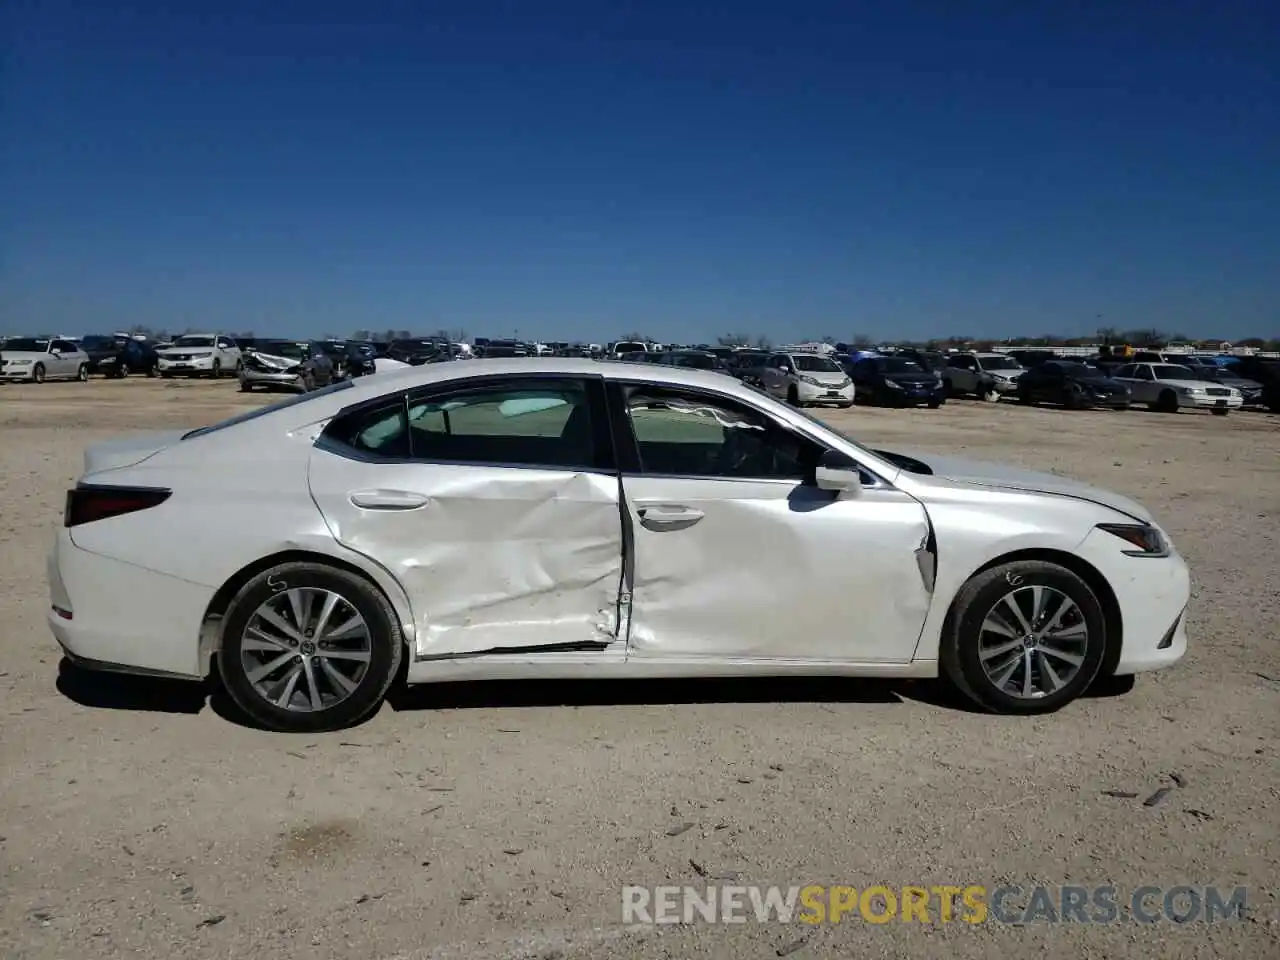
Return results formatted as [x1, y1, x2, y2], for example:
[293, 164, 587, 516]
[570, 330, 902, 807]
[624, 386, 817, 481]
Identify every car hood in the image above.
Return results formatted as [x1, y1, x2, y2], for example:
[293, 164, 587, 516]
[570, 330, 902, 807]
[1071, 376, 1127, 391]
[1160, 377, 1233, 391]
[797, 368, 848, 383]
[884, 371, 937, 384]
[155, 345, 213, 355]
[875, 447, 1152, 523]
[248, 349, 304, 369]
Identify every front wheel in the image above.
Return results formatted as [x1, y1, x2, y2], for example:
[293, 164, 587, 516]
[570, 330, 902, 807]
[836, 400, 853, 409]
[211, 359, 222, 379]
[940, 560, 1108, 714]
[981, 387, 1001, 403]
[1211, 407, 1230, 417]
[1156, 389, 1179, 413]
[786, 385, 800, 407]
[32, 363, 46, 384]
[217, 562, 403, 732]
[1017, 390, 1033, 405]
[927, 398, 942, 409]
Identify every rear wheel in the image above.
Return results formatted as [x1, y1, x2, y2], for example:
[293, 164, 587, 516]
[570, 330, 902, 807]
[77, 363, 89, 382]
[218, 562, 403, 733]
[941, 560, 1108, 714]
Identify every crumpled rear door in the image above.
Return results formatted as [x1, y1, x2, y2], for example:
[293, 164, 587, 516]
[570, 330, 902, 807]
[308, 454, 625, 658]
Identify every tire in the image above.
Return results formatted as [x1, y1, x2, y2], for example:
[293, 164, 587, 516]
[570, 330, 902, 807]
[927, 398, 942, 409]
[1211, 407, 1229, 417]
[1017, 390, 1033, 405]
[211, 359, 222, 379]
[836, 400, 853, 409]
[786, 385, 800, 407]
[160, 372, 172, 379]
[218, 562, 403, 733]
[940, 560, 1108, 715]
[1156, 389, 1179, 413]
[146, 366, 157, 378]
[982, 387, 1001, 403]
[32, 363, 45, 384]
[239, 381, 253, 392]
[77, 363, 88, 382]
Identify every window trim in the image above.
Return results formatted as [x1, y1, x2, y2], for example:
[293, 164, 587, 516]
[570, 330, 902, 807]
[605, 379, 881, 486]
[316, 372, 615, 473]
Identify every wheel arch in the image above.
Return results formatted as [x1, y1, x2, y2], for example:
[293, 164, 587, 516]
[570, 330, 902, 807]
[941, 548, 1124, 682]
[199, 548, 416, 673]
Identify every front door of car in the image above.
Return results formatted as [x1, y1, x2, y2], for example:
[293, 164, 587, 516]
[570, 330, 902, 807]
[50, 340, 79, 377]
[608, 381, 932, 663]
[307, 375, 626, 658]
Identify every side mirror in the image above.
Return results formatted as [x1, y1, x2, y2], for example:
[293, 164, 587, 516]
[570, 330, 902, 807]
[815, 449, 863, 495]
[779, 365, 791, 374]
[50, 349, 62, 356]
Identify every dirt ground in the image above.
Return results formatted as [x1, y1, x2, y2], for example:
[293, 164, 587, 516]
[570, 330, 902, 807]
[1, 377, 1277, 959]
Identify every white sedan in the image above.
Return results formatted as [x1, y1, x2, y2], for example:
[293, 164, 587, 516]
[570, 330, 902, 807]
[48, 359, 1189, 732]
[1110, 362, 1243, 415]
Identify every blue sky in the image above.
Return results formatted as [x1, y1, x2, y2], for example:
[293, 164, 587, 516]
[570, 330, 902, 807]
[3, 0, 1277, 343]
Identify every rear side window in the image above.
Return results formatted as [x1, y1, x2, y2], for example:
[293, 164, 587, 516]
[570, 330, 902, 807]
[320, 378, 605, 470]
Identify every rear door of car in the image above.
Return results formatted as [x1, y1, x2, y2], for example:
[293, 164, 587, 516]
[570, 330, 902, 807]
[50, 339, 80, 377]
[307, 373, 627, 659]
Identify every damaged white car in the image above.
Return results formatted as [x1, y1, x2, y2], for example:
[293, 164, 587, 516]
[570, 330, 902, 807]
[49, 360, 1189, 732]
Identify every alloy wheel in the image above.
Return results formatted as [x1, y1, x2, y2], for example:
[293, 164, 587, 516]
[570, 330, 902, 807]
[977, 584, 1088, 699]
[239, 587, 373, 712]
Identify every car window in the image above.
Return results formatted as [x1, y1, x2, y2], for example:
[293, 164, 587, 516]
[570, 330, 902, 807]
[624, 387, 816, 481]
[53, 340, 77, 352]
[405, 379, 597, 468]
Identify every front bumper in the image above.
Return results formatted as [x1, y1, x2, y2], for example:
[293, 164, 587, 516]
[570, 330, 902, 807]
[1074, 525, 1190, 675]
[47, 530, 211, 679]
[157, 355, 215, 374]
[883, 383, 946, 405]
[1080, 391, 1131, 408]
[240, 366, 305, 390]
[0, 364, 37, 380]
[796, 380, 855, 405]
[1182, 393, 1243, 410]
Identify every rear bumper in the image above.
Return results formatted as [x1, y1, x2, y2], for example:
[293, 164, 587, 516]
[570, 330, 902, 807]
[47, 530, 211, 679]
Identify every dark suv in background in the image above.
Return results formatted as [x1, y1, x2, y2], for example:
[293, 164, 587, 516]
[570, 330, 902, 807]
[81, 335, 159, 378]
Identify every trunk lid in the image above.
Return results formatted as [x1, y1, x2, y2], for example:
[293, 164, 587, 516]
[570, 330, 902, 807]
[83, 430, 187, 476]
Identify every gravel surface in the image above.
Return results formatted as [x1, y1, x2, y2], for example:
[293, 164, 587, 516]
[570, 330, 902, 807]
[1, 378, 1277, 959]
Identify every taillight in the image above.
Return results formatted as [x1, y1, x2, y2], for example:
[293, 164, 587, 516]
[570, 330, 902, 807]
[64, 485, 171, 527]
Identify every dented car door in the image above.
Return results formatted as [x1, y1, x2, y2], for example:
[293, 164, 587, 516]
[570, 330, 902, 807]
[609, 382, 933, 663]
[307, 375, 626, 658]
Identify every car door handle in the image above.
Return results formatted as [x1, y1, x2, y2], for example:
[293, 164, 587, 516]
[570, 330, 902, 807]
[349, 490, 429, 510]
[636, 504, 704, 530]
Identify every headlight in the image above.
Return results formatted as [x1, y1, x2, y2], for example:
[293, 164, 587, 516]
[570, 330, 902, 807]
[1097, 522, 1169, 557]
[884, 379, 903, 389]
[799, 374, 822, 386]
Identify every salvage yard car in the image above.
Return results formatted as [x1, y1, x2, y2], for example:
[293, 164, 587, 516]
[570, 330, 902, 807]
[1109, 363, 1244, 415]
[943, 352, 1025, 402]
[239, 340, 336, 393]
[760, 351, 855, 407]
[1016, 361, 1131, 410]
[0, 336, 90, 382]
[49, 359, 1189, 732]
[848, 355, 946, 408]
[156, 334, 242, 378]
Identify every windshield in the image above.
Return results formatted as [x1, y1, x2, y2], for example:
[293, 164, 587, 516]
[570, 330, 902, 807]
[981, 356, 1022, 370]
[1057, 363, 1105, 378]
[615, 341, 646, 353]
[182, 379, 355, 440]
[876, 358, 925, 374]
[1152, 364, 1200, 381]
[174, 335, 214, 347]
[672, 353, 717, 368]
[2, 338, 49, 352]
[794, 355, 841, 373]
[82, 336, 124, 350]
